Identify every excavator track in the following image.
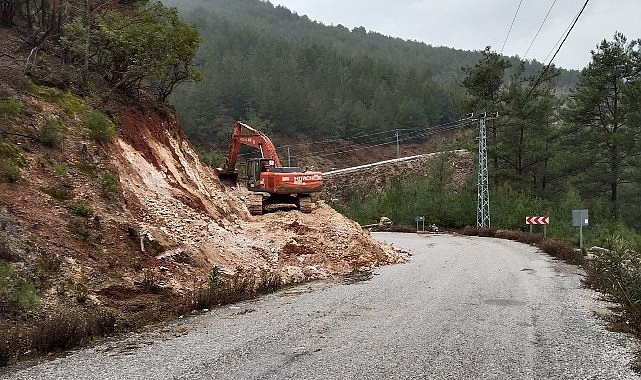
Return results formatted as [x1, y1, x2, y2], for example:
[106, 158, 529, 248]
[248, 193, 264, 215]
[298, 194, 312, 213]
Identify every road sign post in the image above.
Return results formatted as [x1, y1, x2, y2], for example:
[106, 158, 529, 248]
[572, 210, 589, 249]
[526, 216, 550, 239]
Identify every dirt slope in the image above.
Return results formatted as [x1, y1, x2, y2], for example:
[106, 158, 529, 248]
[114, 102, 405, 281]
[0, 85, 406, 335]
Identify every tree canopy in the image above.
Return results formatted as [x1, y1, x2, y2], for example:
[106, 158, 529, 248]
[4, 0, 202, 102]
[563, 33, 641, 222]
[161, 0, 578, 151]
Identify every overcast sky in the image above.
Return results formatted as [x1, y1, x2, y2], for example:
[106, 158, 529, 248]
[268, 0, 640, 70]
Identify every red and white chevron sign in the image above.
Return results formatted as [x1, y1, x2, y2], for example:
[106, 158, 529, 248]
[526, 216, 549, 225]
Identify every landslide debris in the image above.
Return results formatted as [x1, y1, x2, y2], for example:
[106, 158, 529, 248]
[0, 82, 406, 360]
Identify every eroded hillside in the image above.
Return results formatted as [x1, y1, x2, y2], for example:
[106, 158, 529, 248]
[0, 67, 408, 367]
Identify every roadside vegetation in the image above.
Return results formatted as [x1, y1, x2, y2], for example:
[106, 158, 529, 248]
[340, 33, 641, 342]
[0, 266, 281, 366]
[0, 0, 205, 366]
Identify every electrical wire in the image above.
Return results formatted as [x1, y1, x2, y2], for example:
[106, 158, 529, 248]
[542, 9, 575, 63]
[271, 118, 470, 154]
[525, 0, 590, 100]
[501, 0, 525, 54]
[303, 120, 472, 158]
[296, 119, 477, 160]
[523, 0, 558, 60]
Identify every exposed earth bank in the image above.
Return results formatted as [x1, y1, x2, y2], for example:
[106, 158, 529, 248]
[0, 86, 406, 356]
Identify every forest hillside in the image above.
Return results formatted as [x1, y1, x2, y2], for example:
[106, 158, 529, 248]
[160, 0, 579, 165]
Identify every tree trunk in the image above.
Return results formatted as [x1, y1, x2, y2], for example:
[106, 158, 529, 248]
[0, 0, 17, 27]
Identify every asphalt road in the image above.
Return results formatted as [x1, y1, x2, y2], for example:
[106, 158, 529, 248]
[2, 233, 639, 379]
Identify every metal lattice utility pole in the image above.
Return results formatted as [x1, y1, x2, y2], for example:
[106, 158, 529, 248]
[477, 114, 490, 228]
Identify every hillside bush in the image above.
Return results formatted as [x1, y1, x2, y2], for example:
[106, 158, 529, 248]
[0, 97, 22, 119]
[40, 119, 65, 148]
[100, 171, 120, 200]
[69, 203, 92, 217]
[84, 110, 116, 142]
[0, 163, 20, 183]
[0, 264, 39, 317]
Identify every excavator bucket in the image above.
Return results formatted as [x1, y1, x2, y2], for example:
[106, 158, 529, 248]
[216, 169, 238, 187]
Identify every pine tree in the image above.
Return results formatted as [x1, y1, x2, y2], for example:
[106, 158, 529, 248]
[563, 33, 641, 220]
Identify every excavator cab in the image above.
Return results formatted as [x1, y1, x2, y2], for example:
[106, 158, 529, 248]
[246, 158, 275, 190]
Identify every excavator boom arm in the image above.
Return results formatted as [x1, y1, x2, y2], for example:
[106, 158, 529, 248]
[221, 121, 281, 172]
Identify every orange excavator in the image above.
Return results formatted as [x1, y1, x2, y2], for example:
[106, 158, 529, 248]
[217, 121, 323, 215]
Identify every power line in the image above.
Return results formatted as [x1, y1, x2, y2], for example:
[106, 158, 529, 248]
[297, 120, 477, 160]
[309, 121, 474, 158]
[542, 7, 576, 63]
[523, 0, 558, 60]
[278, 118, 472, 157]
[501, 0, 524, 54]
[525, 0, 590, 100]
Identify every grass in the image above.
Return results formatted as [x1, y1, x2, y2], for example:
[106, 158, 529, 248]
[0, 267, 283, 366]
[32, 86, 84, 117]
[184, 268, 281, 312]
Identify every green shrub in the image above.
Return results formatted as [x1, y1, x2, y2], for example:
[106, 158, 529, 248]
[589, 235, 641, 327]
[0, 97, 22, 120]
[84, 110, 116, 142]
[70, 202, 92, 217]
[40, 119, 65, 148]
[1, 163, 20, 183]
[0, 264, 39, 317]
[100, 171, 119, 200]
[199, 150, 225, 168]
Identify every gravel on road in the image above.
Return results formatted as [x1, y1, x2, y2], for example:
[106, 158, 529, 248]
[1, 233, 638, 379]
